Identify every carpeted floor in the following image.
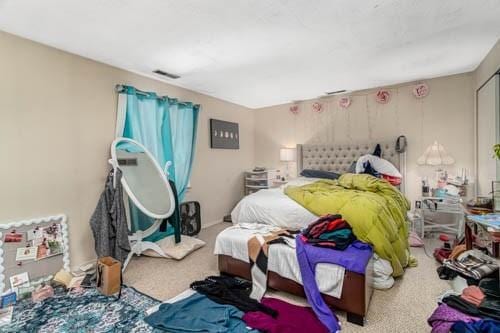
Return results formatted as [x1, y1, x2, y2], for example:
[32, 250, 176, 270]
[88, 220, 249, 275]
[125, 222, 448, 332]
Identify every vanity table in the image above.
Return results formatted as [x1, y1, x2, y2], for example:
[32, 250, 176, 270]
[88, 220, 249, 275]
[465, 213, 500, 258]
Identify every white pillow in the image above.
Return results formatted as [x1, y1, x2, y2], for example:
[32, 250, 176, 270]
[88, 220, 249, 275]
[286, 177, 323, 187]
[355, 154, 402, 178]
[143, 235, 205, 260]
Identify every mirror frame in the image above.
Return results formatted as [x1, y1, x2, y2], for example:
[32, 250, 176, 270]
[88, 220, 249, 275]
[475, 69, 500, 197]
[111, 137, 175, 220]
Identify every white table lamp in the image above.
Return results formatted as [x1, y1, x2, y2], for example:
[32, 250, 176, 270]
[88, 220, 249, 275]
[280, 148, 296, 179]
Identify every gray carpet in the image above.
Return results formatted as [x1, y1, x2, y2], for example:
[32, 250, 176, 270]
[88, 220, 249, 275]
[125, 223, 448, 332]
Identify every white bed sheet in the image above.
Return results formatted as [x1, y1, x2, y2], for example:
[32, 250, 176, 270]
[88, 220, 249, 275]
[231, 177, 319, 229]
[214, 226, 345, 298]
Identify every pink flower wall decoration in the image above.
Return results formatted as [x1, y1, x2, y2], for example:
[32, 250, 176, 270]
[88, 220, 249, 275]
[375, 90, 391, 104]
[289, 105, 300, 115]
[312, 102, 323, 113]
[413, 83, 429, 99]
[338, 96, 351, 109]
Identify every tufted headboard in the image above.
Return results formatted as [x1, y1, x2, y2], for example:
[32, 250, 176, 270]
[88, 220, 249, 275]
[297, 139, 407, 194]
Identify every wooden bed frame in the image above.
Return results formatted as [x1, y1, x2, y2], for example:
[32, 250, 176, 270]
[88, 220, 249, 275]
[218, 138, 406, 326]
[219, 254, 374, 326]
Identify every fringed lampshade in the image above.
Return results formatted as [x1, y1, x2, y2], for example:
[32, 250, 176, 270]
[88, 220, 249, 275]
[417, 141, 455, 166]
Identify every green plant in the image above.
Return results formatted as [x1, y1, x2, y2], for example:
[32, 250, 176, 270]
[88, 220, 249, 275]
[494, 144, 500, 159]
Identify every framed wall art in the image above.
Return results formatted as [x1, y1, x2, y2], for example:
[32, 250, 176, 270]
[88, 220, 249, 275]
[210, 119, 240, 149]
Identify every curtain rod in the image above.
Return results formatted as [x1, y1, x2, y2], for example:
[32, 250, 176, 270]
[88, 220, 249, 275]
[115, 84, 150, 96]
[115, 84, 200, 108]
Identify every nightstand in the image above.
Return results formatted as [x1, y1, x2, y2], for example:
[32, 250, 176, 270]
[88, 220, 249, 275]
[244, 169, 280, 195]
[415, 197, 465, 238]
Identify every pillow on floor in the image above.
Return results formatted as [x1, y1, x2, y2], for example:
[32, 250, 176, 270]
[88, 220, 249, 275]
[143, 235, 205, 260]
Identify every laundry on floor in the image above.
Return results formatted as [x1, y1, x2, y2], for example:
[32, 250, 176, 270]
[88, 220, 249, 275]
[242, 297, 329, 333]
[144, 291, 256, 333]
[442, 250, 498, 281]
[190, 275, 277, 317]
[145, 275, 330, 333]
[428, 241, 500, 333]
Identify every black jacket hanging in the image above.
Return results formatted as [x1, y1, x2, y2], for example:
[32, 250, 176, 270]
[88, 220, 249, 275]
[159, 179, 181, 243]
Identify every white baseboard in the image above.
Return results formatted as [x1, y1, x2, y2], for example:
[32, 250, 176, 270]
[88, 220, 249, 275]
[202, 219, 224, 229]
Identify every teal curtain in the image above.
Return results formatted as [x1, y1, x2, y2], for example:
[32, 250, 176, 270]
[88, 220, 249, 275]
[118, 85, 199, 242]
[170, 102, 200, 201]
[122, 86, 176, 177]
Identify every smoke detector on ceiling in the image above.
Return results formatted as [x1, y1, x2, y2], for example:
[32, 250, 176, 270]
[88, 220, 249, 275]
[153, 69, 180, 79]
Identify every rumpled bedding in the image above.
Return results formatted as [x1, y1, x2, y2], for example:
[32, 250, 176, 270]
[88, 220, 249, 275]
[284, 173, 416, 277]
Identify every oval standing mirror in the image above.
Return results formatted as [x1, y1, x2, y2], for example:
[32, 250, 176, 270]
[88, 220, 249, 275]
[111, 138, 175, 219]
[110, 137, 177, 271]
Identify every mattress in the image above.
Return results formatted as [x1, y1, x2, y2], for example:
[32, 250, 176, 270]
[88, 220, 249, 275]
[214, 226, 345, 298]
[230, 177, 318, 229]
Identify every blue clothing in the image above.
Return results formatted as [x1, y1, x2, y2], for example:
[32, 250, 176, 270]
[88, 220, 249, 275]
[144, 292, 254, 332]
[452, 320, 500, 333]
[296, 237, 373, 332]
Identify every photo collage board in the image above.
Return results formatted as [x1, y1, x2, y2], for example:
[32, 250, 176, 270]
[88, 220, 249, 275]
[0, 216, 69, 293]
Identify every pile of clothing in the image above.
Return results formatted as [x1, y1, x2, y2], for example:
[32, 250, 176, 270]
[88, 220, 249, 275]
[301, 214, 356, 250]
[428, 279, 500, 332]
[297, 214, 373, 333]
[434, 242, 464, 264]
[437, 248, 499, 282]
[144, 275, 329, 333]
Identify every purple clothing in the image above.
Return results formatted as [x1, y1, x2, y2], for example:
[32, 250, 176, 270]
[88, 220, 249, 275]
[427, 303, 480, 333]
[243, 297, 328, 333]
[296, 237, 373, 332]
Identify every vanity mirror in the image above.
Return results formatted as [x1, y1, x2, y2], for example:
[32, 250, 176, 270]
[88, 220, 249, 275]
[110, 137, 176, 270]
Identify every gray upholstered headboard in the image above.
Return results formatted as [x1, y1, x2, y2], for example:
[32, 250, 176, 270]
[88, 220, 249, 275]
[297, 139, 407, 194]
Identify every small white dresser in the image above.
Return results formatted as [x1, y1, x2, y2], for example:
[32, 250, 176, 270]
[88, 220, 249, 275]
[244, 169, 280, 195]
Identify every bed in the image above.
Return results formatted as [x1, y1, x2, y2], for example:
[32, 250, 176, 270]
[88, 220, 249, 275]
[215, 139, 407, 326]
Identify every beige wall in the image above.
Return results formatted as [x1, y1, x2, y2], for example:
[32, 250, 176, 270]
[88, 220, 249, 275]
[0, 31, 254, 268]
[254, 73, 475, 207]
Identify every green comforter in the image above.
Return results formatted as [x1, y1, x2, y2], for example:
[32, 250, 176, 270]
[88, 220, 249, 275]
[285, 174, 416, 277]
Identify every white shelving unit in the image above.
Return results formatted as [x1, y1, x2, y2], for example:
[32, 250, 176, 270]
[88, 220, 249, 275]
[415, 196, 465, 238]
[244, 169, 280, 195]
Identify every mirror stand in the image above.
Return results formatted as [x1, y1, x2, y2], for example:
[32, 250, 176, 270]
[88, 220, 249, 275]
[123, 219, 169, 270]
[108, 159, 171, 271]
